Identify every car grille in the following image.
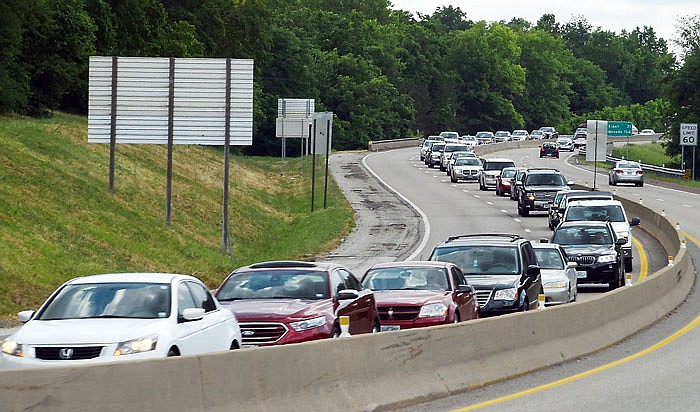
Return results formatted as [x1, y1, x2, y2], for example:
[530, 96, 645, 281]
[34, 346, 104, 360]
[239, 322, 288, 345]
[378, 306, 420, 321]
[569, 255, 596, 265]
[475, 290, 492, 307]
[534, 191, 556, 201]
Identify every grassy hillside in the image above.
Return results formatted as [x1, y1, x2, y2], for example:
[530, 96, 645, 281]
[0, 113, 355, 318]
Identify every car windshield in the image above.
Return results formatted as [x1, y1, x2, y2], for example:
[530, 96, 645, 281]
[444, 145, 470, 153]
[455, 158, 481, 166]
[476, 132, 493, 138]
[553, 227, 612, 245]
[37, 282, 171, 320]
[216, 270, 329, 300]
[618, 161, 640, 169]
[500, 169, 516, 178]
[363, 267, 449, 291]
[431, 246, 519, 275]
[534, 249, 565, 270]
[525, 174, 565, 186]
[565, 205, 626, 222]
[431, 143, 445, 151]
[484, 161, 515, 170]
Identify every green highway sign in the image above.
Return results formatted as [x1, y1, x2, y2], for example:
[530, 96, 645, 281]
[607, 121, 633, 137]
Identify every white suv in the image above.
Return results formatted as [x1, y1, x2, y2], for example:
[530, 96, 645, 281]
[478, 158, 516, 191]
[560, 199, 640, 272]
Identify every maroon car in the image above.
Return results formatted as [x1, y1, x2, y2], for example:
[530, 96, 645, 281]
[495, 167, 518, 197]
[214, 261, 380, 347]
[360, 261, 479, 331]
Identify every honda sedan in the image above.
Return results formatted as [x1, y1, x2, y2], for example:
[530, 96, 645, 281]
[1, 273, 242, 369]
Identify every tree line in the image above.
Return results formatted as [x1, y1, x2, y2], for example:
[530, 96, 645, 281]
[1, 0, 699, 159]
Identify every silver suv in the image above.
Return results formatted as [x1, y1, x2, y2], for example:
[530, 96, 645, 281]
[478, 158, 516, 191]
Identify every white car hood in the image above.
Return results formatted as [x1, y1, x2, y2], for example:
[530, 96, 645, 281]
[540, 269, 568, 282]
[12, 318, 166, 345]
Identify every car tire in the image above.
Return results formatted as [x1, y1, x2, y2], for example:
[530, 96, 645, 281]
[453, 312, 461, 324]
[167, 347, 180, 357]
[230, 340, 240, 350]
[332, 325, 341, 338]
[625, 257, 633, 273]
[480, 181, 486, 191]
[450, 174, 457, 183]
[428, 163, 434, 168]
[372, 320, 380, 334]
[609, 265, 624, 290]
[637, 182, 644, 187]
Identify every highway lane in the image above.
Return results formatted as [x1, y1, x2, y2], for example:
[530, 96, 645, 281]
[371, 146, 700, 412]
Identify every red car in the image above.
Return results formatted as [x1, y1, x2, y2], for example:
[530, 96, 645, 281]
[540, 142, 559, 158]
[495, 167, 518, 196]
[214, 261, 380, 347]
[360, 261, 479, 331]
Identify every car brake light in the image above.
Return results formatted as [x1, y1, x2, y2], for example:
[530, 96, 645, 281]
[636, 170, 643, 175]
[615, 169, 623, 174]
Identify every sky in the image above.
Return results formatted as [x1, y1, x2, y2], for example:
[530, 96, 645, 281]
[391, 0, 698, 53]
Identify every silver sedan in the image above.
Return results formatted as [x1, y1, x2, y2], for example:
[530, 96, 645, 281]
[609, 160, 644, 187]
[533, 243, 577, 305]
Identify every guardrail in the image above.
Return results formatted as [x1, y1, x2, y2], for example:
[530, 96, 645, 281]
[579, 148, 684, 178]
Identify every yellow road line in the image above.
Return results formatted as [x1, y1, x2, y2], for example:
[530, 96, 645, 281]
[684, 231, 700, 248]
[452, 313, 700, 411]
[633, 237, 648, 280]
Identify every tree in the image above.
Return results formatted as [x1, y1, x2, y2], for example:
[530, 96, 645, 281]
[0, 0, 29, 113]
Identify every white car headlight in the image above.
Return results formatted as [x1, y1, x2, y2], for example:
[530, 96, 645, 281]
[114, 334, 158, 356]
[544, 281, 567, 288]
[290, 316, 326, 332]
[418, 303, 448, 318]
[618, 231, 630, 240]
[494, 288, 518, 301]
[597, 254, 617, 263]
[1, 339, 22, 357]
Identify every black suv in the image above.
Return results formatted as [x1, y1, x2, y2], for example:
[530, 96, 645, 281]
[427, 234, 542, 316]
[551, 221, 626, 290]
[515, 168, 570, 216]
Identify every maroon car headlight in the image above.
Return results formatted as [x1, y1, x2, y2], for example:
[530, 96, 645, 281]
[289, 316, 326, 332]
[418, 303, 448, 318]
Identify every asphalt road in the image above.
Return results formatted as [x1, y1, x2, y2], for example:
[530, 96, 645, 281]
[367, 146, 700, 412]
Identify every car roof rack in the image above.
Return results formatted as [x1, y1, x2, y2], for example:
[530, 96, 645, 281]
[445, 233, 523, 243]
[249, 261, 318, 269]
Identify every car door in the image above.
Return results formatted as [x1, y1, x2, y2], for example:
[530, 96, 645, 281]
[174, 281, 231, 355]
[333, 269, 373, 334]
[450, 266, 475, 320]
[519, 244, 542, 310]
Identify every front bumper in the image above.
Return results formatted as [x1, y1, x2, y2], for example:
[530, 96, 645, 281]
[574, 263, 619, 284]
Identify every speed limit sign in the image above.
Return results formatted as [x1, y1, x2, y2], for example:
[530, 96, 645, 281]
[681, 123, 698, 146]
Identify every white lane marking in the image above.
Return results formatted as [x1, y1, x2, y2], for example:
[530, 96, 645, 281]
[486, 201, 494, 205]
[524, 228, 532, 233]
[683, 204, 692, 208]
[514, 218, 522, 223]
[473, 195, 481, 198]
[656, 198, 664, 202]
[501, 209, 509, 213]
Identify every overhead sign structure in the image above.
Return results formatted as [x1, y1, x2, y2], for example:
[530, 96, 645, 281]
[88, 56, 253, 145]
[680, 123, 698, 146]
[607, 121, 633, 137]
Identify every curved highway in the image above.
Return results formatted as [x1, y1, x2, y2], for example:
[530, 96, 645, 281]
[365, 145, 700, 412]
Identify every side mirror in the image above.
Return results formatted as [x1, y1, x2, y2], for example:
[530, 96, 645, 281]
[337, 289, 360, 300]
[456, 284, 475, 294]
[539, 238, 549, 243]
[522, 265, 540, 282]
[616, 237, 627, 245]
[566, 261, 578, 269]
[18, 310, 35, 323]
[629, 217, 640, 226]
[515, 181, 523, 186]
[551, 217, 560, 227]
[181, 307, 205, 322]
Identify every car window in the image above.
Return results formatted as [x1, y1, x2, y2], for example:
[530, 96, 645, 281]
[336, 269, 362, 291]
[431, 245, 520, 275]
[484, 161, 515, 170]
[565, 205, 626, 222]
[534, 248, 565, 270]
[185, 281, 217, 312]
[216, 270, 330, 300]
[456, 158, 481, 166]
[525, 173, 564, 186]
[178, 283, 198, 317]
[553, 226, 613, 245]
[451, 267, 465, 288]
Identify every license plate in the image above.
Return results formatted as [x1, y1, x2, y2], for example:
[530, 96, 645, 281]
[242, 344, 259, 348]
[381, 325, 401, 332]
[576, 270, 587, 279]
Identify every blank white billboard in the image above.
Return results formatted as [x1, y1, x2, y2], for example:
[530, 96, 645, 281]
[88, 56, 253, 145]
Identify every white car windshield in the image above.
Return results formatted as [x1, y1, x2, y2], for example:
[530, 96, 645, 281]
[38, 283, 171, 320]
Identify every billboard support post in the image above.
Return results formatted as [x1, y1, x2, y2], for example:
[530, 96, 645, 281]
[166, 57, 175, 225]
[109, 56, 117, 195]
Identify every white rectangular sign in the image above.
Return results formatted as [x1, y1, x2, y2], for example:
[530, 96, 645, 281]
[311, 112, 333, 155]
[275, 117, 308, 138]
[88, 56, 254, 145]
[586, 120, 608, 162]
[680, 123, 698, 146]
[277, 98, 314, 118]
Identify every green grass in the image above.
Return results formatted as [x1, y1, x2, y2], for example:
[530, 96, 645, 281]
[612, 142, 680, 168]
[0, 113, 355, 318]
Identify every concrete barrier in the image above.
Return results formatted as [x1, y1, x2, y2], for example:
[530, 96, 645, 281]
[368, 138, 421, 152]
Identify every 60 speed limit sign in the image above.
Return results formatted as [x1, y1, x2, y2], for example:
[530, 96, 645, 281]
[681, 123, 698, 146]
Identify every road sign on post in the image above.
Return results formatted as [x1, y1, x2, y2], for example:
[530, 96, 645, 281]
[607, 121, 633, 137]
[680, 123, 698, 146]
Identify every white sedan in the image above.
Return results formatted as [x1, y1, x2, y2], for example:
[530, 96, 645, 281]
[1, 273, 242, 369]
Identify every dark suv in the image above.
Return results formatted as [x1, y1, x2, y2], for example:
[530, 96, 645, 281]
[551, 221, 626, 290]
[515, 168, 571, 216]
[428, 234, 542, 316]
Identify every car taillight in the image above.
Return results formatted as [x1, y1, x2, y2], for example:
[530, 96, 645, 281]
[636, 170, 643, 175]
[615, 169, 624, 174]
